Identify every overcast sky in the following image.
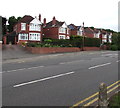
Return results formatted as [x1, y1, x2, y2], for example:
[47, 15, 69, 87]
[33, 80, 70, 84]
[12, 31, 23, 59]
[0, 0, 119, 32]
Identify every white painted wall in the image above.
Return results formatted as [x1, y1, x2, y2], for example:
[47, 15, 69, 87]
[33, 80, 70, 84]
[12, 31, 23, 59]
[29, 18, 42, 31]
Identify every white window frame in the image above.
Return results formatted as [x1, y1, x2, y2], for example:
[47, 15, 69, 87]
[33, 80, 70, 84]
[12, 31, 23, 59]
[19, 33, 28, 40]
[21, 23, 26, 30]
[59, 27, 66, 33]
[29, 23, 41, 31]
[59, 35, 65, 39]
[29, 33, 41, 41]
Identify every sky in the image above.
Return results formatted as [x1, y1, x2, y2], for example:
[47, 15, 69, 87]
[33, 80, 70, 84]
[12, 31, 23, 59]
[0, 0, 119, 32]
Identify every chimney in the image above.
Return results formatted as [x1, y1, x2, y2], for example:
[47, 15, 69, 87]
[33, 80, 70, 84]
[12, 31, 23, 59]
[52, 16, 56, 26]
[39, 14, 41, 21]
[43, 18, 46, 26]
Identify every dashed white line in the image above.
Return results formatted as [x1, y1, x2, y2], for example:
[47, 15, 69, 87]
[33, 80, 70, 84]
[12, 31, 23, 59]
[13, 71, 75, 88]
[27, 66, 44, 70]
[116, 60, 120, 62]
[59, 60, 84, 65]
[18, 61, 25, 63]
[2, 66, 44, 73]
[88, 62, 111, 69]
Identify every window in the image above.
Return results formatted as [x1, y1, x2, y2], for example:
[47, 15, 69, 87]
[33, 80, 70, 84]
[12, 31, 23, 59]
[19, 33, 28, 40]
[59, 35, 65, 39]
[29, 33, 40, 41]
[59, 27, 66, 33]
[29, 23, 41, 31]
[21, 23, 26, 30]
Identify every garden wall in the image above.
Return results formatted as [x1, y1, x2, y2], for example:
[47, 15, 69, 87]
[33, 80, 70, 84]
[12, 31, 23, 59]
[26, 47, 101, 54]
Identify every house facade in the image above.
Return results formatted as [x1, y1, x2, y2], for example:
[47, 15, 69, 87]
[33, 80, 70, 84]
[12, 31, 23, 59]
[94, 29, 112, 44]
[43, 17, 70, 39]
[84, 27, 95, 38]
[4, 15, 42, 44]
[83, 27, 112, 44]
[15, 15, 42, 44]
[68, 24, 83, 36]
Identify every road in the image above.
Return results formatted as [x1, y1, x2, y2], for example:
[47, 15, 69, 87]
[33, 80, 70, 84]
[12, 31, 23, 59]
[2, 51, 119, 107]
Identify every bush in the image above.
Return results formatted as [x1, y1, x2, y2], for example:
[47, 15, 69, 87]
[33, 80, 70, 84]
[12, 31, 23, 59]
[27, 36, 101, 48]
[110, 45, 118, 51]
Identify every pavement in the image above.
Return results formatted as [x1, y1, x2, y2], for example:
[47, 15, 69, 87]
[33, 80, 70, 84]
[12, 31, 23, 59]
[1, 45, 119, 107]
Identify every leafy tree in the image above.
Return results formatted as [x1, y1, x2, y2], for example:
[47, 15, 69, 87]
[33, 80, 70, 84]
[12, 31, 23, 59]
[8, 16, 21, 32]
[112, 33, 118, 45]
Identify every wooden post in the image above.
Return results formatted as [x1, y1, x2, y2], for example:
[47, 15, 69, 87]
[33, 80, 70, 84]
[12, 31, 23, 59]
[98, 82, 108, 108]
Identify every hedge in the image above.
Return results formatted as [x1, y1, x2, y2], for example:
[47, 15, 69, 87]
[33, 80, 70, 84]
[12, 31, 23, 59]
[27, 36, 101, 47]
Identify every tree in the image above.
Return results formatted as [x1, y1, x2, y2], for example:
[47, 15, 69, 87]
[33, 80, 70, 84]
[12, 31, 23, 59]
[8, 16, 21, 32]
[112, 33, 118, 45]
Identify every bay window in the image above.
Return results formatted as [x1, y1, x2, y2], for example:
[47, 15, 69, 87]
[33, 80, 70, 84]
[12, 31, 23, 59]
[29, 33, 40, 41]
[19, 33, 28, 40]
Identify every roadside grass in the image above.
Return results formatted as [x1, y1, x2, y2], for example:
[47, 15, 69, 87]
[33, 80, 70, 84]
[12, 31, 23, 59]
[108, 92, 120, 107]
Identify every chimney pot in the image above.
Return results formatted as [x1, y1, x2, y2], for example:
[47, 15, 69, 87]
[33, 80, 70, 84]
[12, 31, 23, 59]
[39, 14, 41, 21]
[52, 16, 56, 26]
[43, 18, 46, 26]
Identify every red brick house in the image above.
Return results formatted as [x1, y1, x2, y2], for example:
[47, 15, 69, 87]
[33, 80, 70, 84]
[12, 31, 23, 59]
[84, 27, 95, 38]
[4, 15, 42, 44]
[68, 24, 83, 36]
[43, 17, 70, 39]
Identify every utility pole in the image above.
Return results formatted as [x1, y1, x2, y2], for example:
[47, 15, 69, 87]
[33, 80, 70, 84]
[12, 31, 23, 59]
[82, 22, 85, 51]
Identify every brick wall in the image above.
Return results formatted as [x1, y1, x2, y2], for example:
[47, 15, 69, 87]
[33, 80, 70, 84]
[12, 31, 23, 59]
[26, 47, 101, 54]
[70, 30, 77, 36]
[43, 27, 59, 39]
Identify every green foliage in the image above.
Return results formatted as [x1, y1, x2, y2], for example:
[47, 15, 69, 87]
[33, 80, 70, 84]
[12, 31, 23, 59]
[108, 92, 120, 107]
[118, 33, 120, 50]
[8, 16, 21, 32]
[27, 36, 101, 48]
[110, 45, 118, 51]
[84, 37, 100, 47]
[112, 33, 118, 45]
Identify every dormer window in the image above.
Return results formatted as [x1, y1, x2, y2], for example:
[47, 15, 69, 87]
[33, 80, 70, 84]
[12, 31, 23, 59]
[21, 23, 26, 30]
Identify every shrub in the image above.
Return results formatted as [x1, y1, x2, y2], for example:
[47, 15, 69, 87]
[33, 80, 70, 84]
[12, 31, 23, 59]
[27, 36, 101, 48]
[110, 45, 118, 51]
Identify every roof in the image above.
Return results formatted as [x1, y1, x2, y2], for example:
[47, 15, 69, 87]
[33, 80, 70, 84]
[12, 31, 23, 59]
[17, 15, 34, 24]
[45, 20, 64, 28]
[68, 24, 81, 30]
[84, 27, 94, 34]
[94, 28, 100, 33]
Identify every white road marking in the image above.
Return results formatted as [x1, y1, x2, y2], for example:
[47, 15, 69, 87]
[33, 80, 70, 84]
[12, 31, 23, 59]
[89, 53, 95, 55]
[18, 61, 25, 63]
[101, 54, 118, 57]
[101, 52, 109, 54]
[27, 66, 44, 70]
[116, 60, 120, 62]
[60, 60, 84, 65]
[88, 62, 111, 69]
[13, 71, 75, 88]
[2, 66, 44, 73]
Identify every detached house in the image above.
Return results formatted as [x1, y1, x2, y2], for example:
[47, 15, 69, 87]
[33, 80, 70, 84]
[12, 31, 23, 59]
[94, 29, 112, 44]
[43, 17, 70, 39]
[68, 24, 83, 36]
[4, 15, 42, 44]
[100, 30, 112, 43]
[84, 27, 95, 38]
